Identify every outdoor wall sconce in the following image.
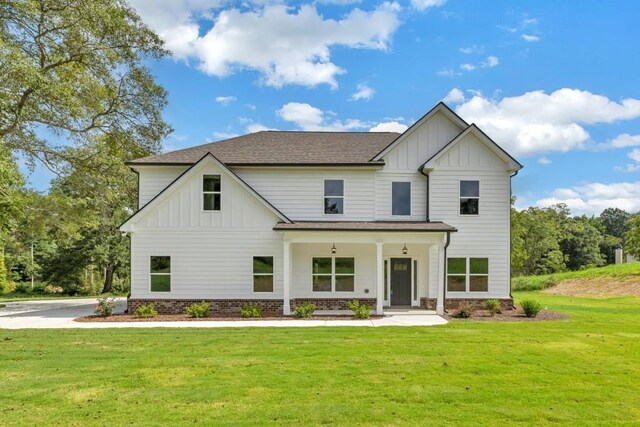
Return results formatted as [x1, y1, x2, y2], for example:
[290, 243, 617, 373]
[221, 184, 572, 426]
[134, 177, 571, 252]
[331, 243, 336, 254]
[402, 244, 408, 255]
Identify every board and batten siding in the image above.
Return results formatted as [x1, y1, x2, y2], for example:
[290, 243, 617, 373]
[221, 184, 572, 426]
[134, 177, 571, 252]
[236, 168, 376, 221]
[135, 165, 189, 207]
[130, 160, 284, 299]
[428, 133, 512, 298]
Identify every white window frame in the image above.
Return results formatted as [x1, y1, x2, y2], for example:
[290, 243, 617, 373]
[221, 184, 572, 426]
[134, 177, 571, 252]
[311, 256, 355, 293]
[459, 179, 480, 216]
[252, 256, 274, 293]
[446, 257, 490, 293]
[323, 179, 344, 216]
[391, 181, 412, 217]
[149, 255, 171, 293]
[203, 174, 221, 212]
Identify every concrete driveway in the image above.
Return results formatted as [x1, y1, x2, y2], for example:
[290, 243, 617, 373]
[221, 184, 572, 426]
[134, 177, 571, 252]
[0, 298, 447, 329]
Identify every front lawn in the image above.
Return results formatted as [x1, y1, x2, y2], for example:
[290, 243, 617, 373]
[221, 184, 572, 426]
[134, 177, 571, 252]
[1, 292, 639, 425]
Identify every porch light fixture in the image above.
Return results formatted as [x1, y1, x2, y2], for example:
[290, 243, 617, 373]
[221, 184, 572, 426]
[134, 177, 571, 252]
[402, 244, 408, 255]
[331, 244, 336, 254]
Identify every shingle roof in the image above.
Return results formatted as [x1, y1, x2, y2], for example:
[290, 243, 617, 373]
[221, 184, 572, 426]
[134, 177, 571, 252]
[129, 131, 400, 166]
[273, 221, 456, 232]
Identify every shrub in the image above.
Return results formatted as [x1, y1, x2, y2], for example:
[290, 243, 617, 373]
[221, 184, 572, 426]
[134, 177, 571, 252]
[294, 301, 315, 318]
[185, 301, 210, 318]
[240, 304, 262, 318]
[348, 299, 371, 319]
[134, 303, 158, 318]
[455, 303, 475, 318]
[95, 297, 116, 317]
[15, 282, 32, 294]
[5, 280, 16, 293]
[484, 299, 501, 315]
[521, 299, 542, 318]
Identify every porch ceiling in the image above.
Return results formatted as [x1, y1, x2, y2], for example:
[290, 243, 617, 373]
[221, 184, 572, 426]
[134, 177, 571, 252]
[273, 221, 456, 232]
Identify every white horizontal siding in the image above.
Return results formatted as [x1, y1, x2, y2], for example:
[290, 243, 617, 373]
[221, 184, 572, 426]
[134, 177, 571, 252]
[374, 172, 427, 221]
[236, 168, 375, 221]
[136, 165, 190, 207]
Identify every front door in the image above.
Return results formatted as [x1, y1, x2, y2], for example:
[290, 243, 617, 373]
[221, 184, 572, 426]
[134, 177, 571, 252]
[390, 258, 411, 306]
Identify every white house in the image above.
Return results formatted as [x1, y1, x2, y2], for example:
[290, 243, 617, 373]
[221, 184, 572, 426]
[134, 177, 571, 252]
[120, 103, 523, 315]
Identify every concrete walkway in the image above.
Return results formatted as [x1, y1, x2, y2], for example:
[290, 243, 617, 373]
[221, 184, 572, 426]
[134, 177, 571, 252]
[0, 298, 447, 329]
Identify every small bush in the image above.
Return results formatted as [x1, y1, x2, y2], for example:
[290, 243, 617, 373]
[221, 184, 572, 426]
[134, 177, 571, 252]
[484, 299, 501, 315]
[455, 303, 475, 318]
[5, 280, 16, 293]
[348, 299, 371, 319]
[294, 301, 315, 318]
[14, 283, 32, 294]
[241, 304, 262, 318]
[95, 297, 116, 317]
[521, 299, 542, 318]
[134, 303, 158, 318]
[185, 301, 210, 318]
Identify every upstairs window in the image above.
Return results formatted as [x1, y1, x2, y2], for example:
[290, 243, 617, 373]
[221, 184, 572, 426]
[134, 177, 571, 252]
[253, 256, 274, 292]
[150, 256, 171, 292]
[324, 179, 344, 214]
[392, 182, 411, 216]
[203, 174, 221, 211]
[460, 180, 479, 215]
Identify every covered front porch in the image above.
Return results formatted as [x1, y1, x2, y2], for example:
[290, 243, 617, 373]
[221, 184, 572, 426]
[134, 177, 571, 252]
[275, 221, 456, 315]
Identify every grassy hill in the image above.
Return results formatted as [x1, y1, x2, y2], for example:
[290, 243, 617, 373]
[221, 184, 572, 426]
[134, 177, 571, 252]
[512, 262, 640, 292]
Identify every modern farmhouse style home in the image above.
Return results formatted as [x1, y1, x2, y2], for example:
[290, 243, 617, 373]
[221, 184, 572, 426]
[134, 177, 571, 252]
[120, 103, 522, 315]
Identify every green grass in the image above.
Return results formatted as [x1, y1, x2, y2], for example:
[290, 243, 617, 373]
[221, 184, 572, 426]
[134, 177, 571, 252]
[0, 294, 97, 303]
[1, 292, 639, 426]
[512, 262, 640, 291]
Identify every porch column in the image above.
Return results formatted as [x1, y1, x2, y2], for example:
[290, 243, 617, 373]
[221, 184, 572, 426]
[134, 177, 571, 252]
[436, 241, 445, 315]
[283, 241, 291, 315]
[376, 242, 384, 315]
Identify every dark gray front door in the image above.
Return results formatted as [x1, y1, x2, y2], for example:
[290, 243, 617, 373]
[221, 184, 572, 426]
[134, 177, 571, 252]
[390, 258, 411, 305]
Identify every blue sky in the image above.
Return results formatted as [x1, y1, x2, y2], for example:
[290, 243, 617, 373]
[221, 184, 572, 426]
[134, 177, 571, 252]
[25, 0, 640, 216]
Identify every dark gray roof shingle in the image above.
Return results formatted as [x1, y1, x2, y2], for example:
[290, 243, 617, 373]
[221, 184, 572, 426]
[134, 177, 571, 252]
[129, 131, 400, 166]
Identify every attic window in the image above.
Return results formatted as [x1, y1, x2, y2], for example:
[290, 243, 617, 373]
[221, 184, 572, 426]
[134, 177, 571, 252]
[203, 175, 221, 211]
[460, 180, 479, 215]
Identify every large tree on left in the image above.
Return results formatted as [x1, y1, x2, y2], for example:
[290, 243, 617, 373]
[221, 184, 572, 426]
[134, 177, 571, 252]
[0, 0, 171, 168]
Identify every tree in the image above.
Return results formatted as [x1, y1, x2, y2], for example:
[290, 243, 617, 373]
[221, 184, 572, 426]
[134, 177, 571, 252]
[600, 208, 631, 241]
[560, 216, 605, 270]
[625, 215, 640, 259]
[0, 0, 171, 169]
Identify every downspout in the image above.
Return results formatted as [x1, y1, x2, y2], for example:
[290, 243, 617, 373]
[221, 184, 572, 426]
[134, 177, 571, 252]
[442, 231, 451, 313]
[419, 168, 430, 222]
[508, 170, 519, 300]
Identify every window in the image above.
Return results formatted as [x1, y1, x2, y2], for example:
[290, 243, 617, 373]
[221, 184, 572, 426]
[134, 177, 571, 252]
[460, 180, 479, 215]
[203, 174, 221, 211]
[447, 257, 489, 292]
[253, 256, 274, 292]
[312, 257, 355, 292]
[324, 179, 344, 214]
[392, 182, 411, 216]
[150, 256, 171, 292]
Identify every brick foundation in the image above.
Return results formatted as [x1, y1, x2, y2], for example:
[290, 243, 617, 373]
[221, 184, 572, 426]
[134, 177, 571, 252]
[127, 298, 284, 315]
[290, 298, 376, 311]
[420, 297, 514, 311]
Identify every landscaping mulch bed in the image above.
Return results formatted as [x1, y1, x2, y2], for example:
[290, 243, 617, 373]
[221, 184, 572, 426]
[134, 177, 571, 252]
[445, 309, 569, 322]
[75, 313, 382, 322]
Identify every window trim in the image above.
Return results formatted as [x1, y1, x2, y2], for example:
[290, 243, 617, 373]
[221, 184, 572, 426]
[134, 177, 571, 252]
[391, 181, 412, 217]
[202, 173, 222, 212]
[459, 179, 480, 216]
[322, 179, 345, 216]
[149, 255, 171, 293]
[446, 257, 490, 293]
[311, 256, 356, 293]
[252, 256, 274, 293]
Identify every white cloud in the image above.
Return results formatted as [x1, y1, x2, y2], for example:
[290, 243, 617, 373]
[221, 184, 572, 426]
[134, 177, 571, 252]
[411, 0, 448, 11]
[277, 102, 368, 131]
[437, 68, 458, 77]
[460, 63, 476, 71]
[215, 95, 237, 105]
[351, 83, 375, 101]
[369, 121, 408, 132]
[459, 45, 483, 54]
[521, 17, 538, 26]
[521, 34, 540, 42]
[443, 88, 466, 104]
[537, 156, 552, 165]
[629, 148, 640, 163]
[535, 182, 640, 216]
[481, 55, 499, 68]
[212, 131, 239, 140]
[454, 88, 640, 156]
[610, 133, 640, 148]
[129, 2, 401, 88]
[246, 123, 274, 133]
